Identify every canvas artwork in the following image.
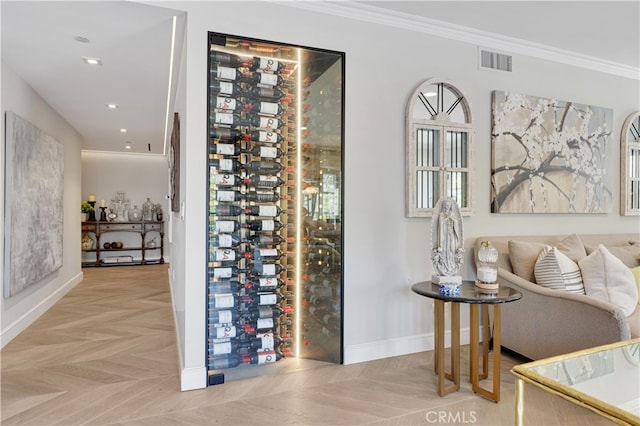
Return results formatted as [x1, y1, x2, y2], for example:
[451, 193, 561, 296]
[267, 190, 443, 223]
[4, 111, 64, 298]
[491, 91, 613, 213]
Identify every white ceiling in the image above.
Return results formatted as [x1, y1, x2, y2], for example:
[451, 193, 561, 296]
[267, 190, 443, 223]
[2, 1, 638, 155]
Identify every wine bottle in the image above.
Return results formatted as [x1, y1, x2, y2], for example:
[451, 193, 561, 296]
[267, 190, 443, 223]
[247, 56, 287, 73]
[241, 71, 287, 87]
[209, 233, 243, 248]
[247, 248, 292, 261]
[208, 338, 241, 356]
[248, 86, 291, 101]
[208, 281, 243, 295]
[244, 160, 291, 174]
[209, 81, 244, 97]
[210, 219, 242, 233]
[208, 354, 242, 369]
[209, 247, 252, 263]
[210, 174, 244, 188]
[243, 220, 284, 232]
[208, 266, 249, 279]
[210, 51, 247, 67]
[211, 96, 246, 113]
[209, 158, 242, 172]
[239, 333, 290, 351]
[247, 263, 292, 276]
[208, 292, 290, 308]
[210, 112, 292, 130]
[244, 175, 292, 189]
[242, 100, 290, 116]
[242, 130, 289, 144]
[247, 234, 294, 247]
[210, 64, 239, 81]
[246, 276, 293, 291]
[241, 350, 285, 365]
[208, 309, 238, 324]
[215, 190, 282, 203]
[242, 205, 282, 217]
[210, 127, 245, 141]
[208, 324, 238, 339]
[245, 146, 284, 159]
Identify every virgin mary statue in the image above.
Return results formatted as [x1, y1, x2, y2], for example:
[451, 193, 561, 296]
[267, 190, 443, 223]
[431, 197, 464, 283]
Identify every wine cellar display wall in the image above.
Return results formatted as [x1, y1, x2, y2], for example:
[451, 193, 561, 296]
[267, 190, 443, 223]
[206, 32, 344, 384]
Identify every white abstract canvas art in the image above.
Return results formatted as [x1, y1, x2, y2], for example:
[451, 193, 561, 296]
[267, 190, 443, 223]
[4, 111, 64, 298]
[491, 91, 613, 213]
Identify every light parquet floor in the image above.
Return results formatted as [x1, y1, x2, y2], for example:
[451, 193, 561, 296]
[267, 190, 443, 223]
[1, 264, 612, 425]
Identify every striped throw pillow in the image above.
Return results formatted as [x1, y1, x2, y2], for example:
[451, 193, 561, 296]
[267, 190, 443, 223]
[534, 246, 585, 294]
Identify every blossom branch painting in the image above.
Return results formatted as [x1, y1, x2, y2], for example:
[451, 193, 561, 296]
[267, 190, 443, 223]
[491, 91, 613, 213]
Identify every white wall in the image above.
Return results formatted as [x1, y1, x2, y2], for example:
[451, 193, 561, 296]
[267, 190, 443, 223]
[156, 1, 640, 389]
[1, 62, 84, 347]
[81, 151, 170, 261]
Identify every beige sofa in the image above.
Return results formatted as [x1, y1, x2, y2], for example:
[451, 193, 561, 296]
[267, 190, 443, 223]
[473, 234, 640, 360]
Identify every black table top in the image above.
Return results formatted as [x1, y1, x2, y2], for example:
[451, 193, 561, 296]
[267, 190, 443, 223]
[411, 280, 522, 304]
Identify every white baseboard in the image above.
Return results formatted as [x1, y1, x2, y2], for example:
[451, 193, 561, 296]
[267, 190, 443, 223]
[0, 271, 84, 348]
[344, 327, 476, 365]
[181, 366, 207, 391]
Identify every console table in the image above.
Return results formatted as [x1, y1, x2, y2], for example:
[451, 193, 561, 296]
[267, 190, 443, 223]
[411, 280, 522, 402]
[81, 221, 164, 267]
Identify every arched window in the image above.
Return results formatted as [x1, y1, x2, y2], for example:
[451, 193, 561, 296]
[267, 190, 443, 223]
[405, 79, 474, 217]
[621, 111, 640, 216]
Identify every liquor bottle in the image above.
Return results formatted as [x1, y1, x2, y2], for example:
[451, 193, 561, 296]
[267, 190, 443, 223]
[245, 146, 284, 159]
[242, 130, 290, 144]
[215, 190, 282, 203]
[247, 56, 287, 73]
[208, 354, 242, 369]
[208, 232, 243, 248]
[209, 219, 242, 233]
[210, 127, 245, 141]
[210, 51, 247, 67]
[209, 81, 244, 97]
[209, 158, 242, 172]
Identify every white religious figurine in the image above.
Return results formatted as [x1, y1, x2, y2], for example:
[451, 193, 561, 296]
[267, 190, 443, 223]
[431, 197, 464, 284]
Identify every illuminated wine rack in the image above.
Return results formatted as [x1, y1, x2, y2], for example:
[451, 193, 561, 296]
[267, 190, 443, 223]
[206, 32, 344, 384]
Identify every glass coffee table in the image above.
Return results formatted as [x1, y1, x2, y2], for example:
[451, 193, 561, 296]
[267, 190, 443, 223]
[512, 338, 640, 425]
[411, 280, 522, 402]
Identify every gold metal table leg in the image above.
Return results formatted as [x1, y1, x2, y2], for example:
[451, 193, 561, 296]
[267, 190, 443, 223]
[470, 304, 502, 402]
[434, 300, 460, 396]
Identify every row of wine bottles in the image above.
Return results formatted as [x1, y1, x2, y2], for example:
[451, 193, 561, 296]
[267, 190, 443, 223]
[207, 46, 297, 371]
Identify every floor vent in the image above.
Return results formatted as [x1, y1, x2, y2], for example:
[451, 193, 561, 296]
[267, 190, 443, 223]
[480, 50, 512, 72]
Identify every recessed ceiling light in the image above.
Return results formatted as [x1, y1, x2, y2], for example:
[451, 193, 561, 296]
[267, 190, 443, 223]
[74, 36, 90, 43]
[107, 104, 118, 109]
[120, 128, 127, 133]
[125, 142, 132, 149]
[82, 57, 102, 66]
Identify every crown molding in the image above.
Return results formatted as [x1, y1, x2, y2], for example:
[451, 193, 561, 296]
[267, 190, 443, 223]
[272, 1, 639, 80]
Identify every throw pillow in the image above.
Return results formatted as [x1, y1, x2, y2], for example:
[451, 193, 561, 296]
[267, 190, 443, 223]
[534, 247, 585, 294]
[578, 245, 639, 316]
[632, 266, 640, 305]
[508, 240, 549, 283]
[556, 234, 588, 263]
[585, 244, 640, 268]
